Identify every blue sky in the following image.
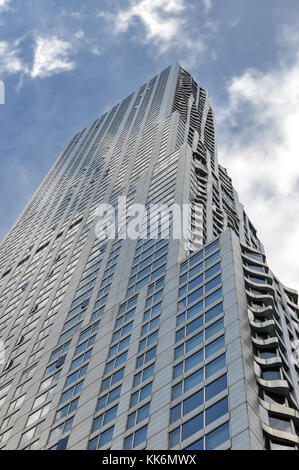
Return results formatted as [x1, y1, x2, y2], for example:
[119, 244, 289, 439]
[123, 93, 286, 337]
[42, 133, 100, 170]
[0, 0, 299, 289]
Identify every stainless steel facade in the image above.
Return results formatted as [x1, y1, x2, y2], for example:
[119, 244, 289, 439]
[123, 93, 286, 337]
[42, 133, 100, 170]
[0, 64, 298, 450]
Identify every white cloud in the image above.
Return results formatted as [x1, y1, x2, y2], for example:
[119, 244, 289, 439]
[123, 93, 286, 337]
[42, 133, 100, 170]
[0, 41, 26, 74]
[99, 0, 205, 60]
[74, 29, 85, 40]
[91, 45, 101, 56]
[0, 35, 77, 80]
[0, 29, 101, 80]
[216, 45, 299, 290]
[202, 0, 212, 13]
[31, 36, 75, 79]
[0, 0, 12, 11]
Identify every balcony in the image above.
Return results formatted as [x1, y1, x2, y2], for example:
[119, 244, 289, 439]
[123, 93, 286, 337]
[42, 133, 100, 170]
[254, 355, 282, 367]
[259, 397, 299, 425]
[256, 377, 289, 396]
[249, 317, 275, 334]
[262, 422, 299, 445]
[251, 336, 279, 349]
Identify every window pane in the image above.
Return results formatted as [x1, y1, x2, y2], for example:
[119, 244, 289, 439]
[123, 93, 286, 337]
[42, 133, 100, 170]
[99, 426, 114, 448]
[205, 303, 223, 323]
[206, 319, 224, 341]
[170, 404, 181, 423]
[186, 317, 203, 336]
[137, 404, 150, 423]
[187, 301, 204, 321]
[205, 288, 222, 308]
[205, 275, 221, 293]
[140, 383, 152, 401]
[206, 336, 225, 358]
[186, 438, 203, 450]
[173, 362, 183, 379]
[185, 350, 204, 372]
[127, 413, 136, 429]
[205, 262, 221, 280]
[124, 434, 133, 450]
[172, 382, 182, 400]
[206, 397, 228, 425]
[183, 389, 204, 416]
[262, 370, 281, 380]
[205, 422, 230, 450]
[188, 288, 203, 305]
[169, 427, 180, 447]
[186, 332, 203, 354]
[134, 425, 147, 447]
[206, 375, 227, 400]
[182, 413, 203, 441]
[184, 369, 204, 393]
[269, 415, 292, 433]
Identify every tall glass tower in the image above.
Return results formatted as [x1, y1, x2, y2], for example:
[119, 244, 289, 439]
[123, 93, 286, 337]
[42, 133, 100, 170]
[0, 64, 298, 450]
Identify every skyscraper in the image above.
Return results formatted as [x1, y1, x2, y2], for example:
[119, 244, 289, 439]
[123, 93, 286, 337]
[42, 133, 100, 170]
[0, 64, 298, 450]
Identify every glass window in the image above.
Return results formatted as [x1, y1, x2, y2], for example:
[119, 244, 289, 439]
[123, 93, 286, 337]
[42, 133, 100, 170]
[124, 425, 148, 450]
[127, 403, 150, 429]
[187, 301, 204, 321]
[262, 370, 281, 381]
[98, 426, 114, 448]
[188, 287, 203, 305]
[186, 331, 204, 354]
[92, 405, 118, 433]
[205, 422, 230, 449]
[130, 383, 152, 407]
[183, 389, 204, 416]
[60, 381, 83, 404]
[189, 251, 204, 268]
[206, 397, 228, 425]
[189, 262, 204, 278]
[185, 438, 204, 450]
[55, 398, 79, 422]
[205, 303, 223, 323]
[185, 349, 204, 372]
[97, 385, 122, 411]
[205, 240, 220, 256]
[184, 368, 204, 393]
[205, 262, 221, 280]
[169, 427, 180, 448]
[186, 317, 203, 337]
[182, 413, 203, 441]
[101, 368, 125, 392]
[189, 274, 204, 291]
[173, 362, 184, 379]
[205, 336, 225, 358]
[269, 415, 292, 433]
[133, 363, 155, 387]
[205, 251, 220, 268]
[205, 275, 221, 293]
[206, 375, 227, 401]
[206, 319, 224, 341]
[205, 354, 226, 378]
[205, 288, 222, 308]
[170, 404, 181, 424]
[259, 349, 277, 359]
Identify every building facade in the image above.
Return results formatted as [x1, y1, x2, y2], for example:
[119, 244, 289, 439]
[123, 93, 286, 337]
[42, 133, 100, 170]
[0, 64, 298, 450]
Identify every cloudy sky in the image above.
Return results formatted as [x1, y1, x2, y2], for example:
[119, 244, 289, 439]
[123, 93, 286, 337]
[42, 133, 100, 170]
[0, 0, 298, 290]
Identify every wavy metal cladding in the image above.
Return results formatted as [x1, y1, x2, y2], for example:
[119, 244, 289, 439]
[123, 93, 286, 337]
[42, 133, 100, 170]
[242, 243, 299, 448]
